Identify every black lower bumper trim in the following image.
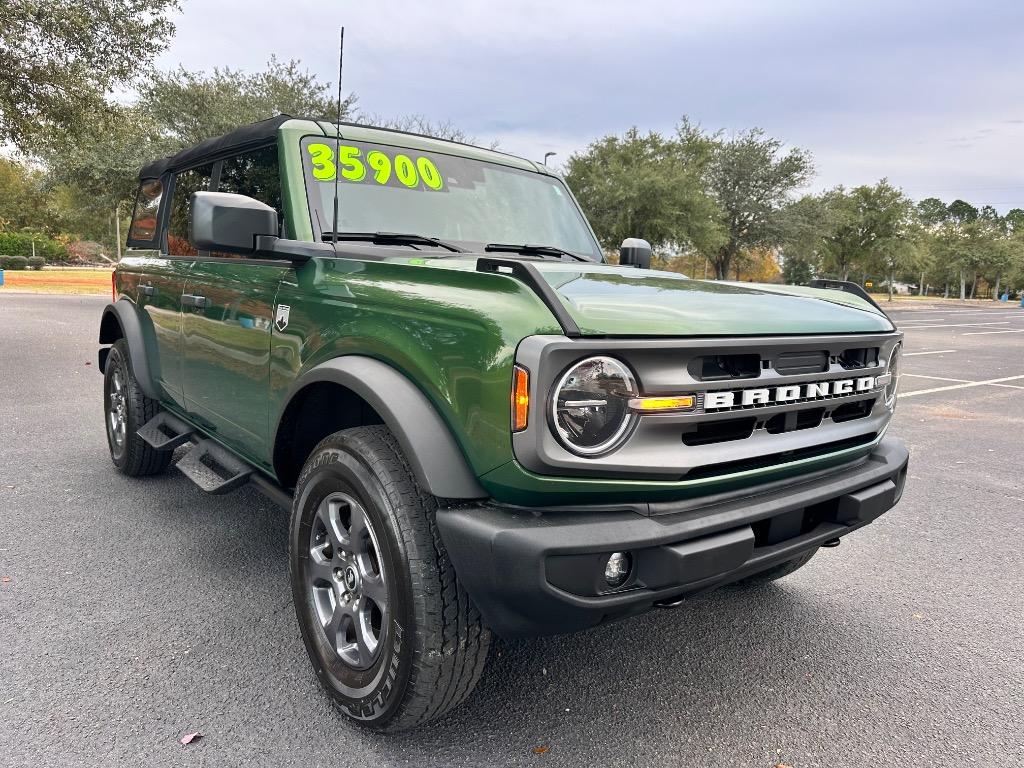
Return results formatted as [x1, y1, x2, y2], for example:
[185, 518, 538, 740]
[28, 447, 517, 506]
[436, 438, 909, 639]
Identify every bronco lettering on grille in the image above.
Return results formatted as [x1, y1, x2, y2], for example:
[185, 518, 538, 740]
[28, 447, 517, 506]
[704, 376, 878, 411]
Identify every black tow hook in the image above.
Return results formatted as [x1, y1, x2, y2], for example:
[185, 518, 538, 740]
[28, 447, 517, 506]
[822, 538, 841, 548]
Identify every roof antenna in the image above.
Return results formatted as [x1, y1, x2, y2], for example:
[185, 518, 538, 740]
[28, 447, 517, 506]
[331, 26, 345, 245]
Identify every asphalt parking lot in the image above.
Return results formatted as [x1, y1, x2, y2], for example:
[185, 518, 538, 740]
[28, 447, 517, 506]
[1, 293, 1022, 768]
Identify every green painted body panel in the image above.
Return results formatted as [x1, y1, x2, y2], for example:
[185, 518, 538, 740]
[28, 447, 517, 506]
[535, 263, 891, 336]
[268, 256, 561, 481]
[117, 121, 896, 506]
[182, 259, 288, 463]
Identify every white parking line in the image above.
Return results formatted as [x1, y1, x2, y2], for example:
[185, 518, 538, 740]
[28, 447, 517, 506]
[962, 329, 1024, 336]
[900, 375, 1024, 398]
[902, 374, 972, 383]
[902, 321, 1010, 329]
[903, 350, 956, 356]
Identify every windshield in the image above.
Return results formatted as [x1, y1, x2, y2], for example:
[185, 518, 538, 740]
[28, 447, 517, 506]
[300, 136, 603, 261]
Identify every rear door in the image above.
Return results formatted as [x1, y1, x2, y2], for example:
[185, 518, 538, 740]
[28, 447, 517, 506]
[180, 145, 289, 461]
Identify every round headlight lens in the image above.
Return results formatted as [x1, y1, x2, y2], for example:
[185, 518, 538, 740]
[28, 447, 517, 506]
[550, 356, 637, 455]
[885, 343, 901, 407]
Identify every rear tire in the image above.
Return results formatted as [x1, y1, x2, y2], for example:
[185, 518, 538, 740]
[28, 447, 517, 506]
[288, 425, 490, 732]
[731, 547, 819, 587]
[103, 339, 173, 477]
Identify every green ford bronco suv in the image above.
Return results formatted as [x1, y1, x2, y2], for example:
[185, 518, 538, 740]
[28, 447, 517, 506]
[98, 115, 908, 731]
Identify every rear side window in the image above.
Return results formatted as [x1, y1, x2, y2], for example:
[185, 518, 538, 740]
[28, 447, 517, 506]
[167, 164, 214, 256]
[217, 145, 283, 223]
[128, 179, 163, 245]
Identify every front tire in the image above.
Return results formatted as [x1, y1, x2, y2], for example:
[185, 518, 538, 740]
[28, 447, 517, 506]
[289, 425, 490, 732]
[103, 339, 173, 477]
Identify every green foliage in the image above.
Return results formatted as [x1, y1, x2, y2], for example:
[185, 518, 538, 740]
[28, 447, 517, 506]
[781, 255, 814, 285]
[142, 57, 354, 148]
[0, 231, 67, 261]
[564, 124, 723, 256]
[705, 128, 813, 279]
[0, 156, 49, 231]
[1003, 209, 1024, 234]
[916, 198, 949, 228]
[0, 255, 29, 270]
[816, 181, 914, 286]
[39, 58, 357, 211]
[27, 255, 45, 269]
[0, 0, 179, 150]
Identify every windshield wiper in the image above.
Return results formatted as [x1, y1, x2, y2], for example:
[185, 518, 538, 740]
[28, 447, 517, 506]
[484, 243, 589, 262]
[322, 231, 465, 253]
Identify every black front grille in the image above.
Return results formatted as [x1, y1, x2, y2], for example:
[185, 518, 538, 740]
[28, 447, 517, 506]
[691, 354, 761, 381]
[832, 399, 874, 423]
[774, 350, 828, 375]
[838, 347, 880, 370]
[682, 417, 757, 446]
[765, 407, 825, 434]
[684, 433, 878, 480]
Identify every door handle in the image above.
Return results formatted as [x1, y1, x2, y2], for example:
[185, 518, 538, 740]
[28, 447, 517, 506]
[139, 283, 156, 296]
[181, 293, 208, 309]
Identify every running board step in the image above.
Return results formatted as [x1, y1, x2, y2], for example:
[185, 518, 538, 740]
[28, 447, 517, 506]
[137, 412, 195, 451]
[175, 439, 252, 495]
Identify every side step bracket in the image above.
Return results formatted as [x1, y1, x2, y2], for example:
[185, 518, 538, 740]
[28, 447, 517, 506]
[137, 412, 195, 452]
[175, 438, 253, 495]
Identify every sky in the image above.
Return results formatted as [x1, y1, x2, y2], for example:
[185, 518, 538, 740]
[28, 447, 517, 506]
[157, 0, 1024, 210]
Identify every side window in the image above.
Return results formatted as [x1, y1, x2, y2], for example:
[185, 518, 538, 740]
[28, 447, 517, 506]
[217, 145, 283, 228]
[127, 179, 163, 245]
[167, 164, 214, 256]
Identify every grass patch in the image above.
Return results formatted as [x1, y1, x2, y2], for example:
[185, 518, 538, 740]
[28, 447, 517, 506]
[0, 269, 112, 295]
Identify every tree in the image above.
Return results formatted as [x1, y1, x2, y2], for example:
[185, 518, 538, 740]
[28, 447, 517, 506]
[0, 0, 179, 150]
[943, 200, 980, 299]
[564, 125, 723, 257]
[704, 128, 813, 279]
[818, 181, 913, 294]
[142, 57, 354, 148]
[0, 157, 48, 231]
[36, 58, 358, 243]
[1004, 209, 1024, 234]
[777, 193, 845, 281]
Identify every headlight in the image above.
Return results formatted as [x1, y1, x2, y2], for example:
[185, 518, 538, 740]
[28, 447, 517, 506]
[550, 356, 637, 455]
[885, 343, 901, 407]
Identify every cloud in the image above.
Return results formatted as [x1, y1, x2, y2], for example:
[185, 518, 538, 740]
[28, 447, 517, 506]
[158, 0, 1024, 210]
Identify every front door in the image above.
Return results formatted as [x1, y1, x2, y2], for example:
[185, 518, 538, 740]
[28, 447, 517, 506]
[181, 259, 288, 461]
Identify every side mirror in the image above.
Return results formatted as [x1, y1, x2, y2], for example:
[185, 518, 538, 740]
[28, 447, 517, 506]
[189, 191, 278, 255]
[619, 238, 652, 269]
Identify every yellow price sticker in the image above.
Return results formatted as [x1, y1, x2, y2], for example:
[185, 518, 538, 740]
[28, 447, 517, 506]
[306, 142, 445, 191]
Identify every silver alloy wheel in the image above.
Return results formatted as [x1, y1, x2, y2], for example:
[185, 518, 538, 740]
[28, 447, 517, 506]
[107, 368, 127, 449]
[308, 492, 388, 670]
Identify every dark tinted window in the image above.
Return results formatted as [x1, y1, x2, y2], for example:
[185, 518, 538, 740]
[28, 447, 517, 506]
[217, 145, 282, 220]
[167, 164, 214, 256]
[128, 179, 163, 243]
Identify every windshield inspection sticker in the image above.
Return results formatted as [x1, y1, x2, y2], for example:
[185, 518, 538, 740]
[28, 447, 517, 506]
[306, 142, 445, 191]
[275, 304, 290, 331]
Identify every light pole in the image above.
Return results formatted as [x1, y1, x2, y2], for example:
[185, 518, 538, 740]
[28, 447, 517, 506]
[543, 151, 557, 166]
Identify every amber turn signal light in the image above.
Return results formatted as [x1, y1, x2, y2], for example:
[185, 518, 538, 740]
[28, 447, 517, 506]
[512, 365, 530, 431]
[628, 395, 695, 413]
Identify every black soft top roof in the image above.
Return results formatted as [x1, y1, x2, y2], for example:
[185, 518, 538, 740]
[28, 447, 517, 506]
[138, 114, 293, 180]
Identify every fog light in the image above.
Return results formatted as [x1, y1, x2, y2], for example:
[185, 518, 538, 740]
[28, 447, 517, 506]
[604, 552, 631, 588]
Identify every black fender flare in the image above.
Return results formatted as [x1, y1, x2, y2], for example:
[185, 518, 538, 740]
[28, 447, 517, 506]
[274, 356, 488, 500]
[98, 299, 160, 400]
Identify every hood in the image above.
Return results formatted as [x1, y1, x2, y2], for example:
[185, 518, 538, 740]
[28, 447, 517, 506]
[533, 263, 893, 336]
